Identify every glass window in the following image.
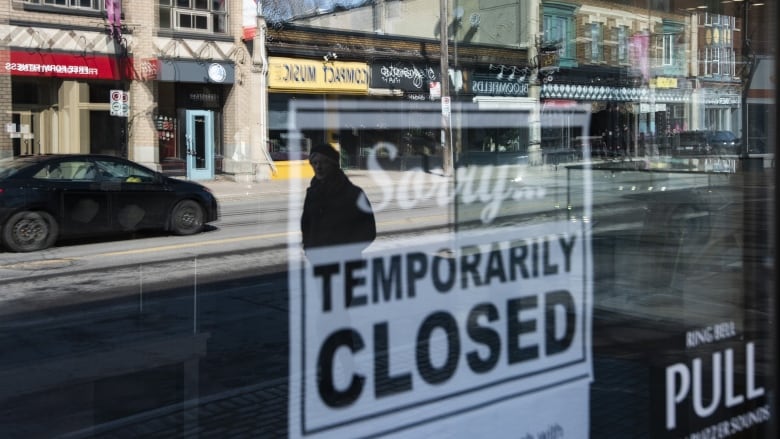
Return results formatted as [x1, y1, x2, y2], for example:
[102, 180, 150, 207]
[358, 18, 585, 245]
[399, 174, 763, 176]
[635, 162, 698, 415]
[591, 22, 603, 62]
[2, 1, 777, 438]
[32, 159, 92, 180]
[22, 0, 101, 11]
[159, 0, 228, 33]
[94, 159, 155, 182]
[544, 14, 569, 59]
[618, 26, 628, 63]
[663, 33, 674, 65]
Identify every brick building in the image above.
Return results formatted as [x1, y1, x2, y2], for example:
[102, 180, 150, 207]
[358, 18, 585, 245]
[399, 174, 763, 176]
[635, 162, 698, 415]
[0, 0, 272, 181]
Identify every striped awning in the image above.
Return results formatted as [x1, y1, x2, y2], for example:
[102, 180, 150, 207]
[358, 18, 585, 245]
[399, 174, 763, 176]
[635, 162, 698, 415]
[541, 83, 691, 103]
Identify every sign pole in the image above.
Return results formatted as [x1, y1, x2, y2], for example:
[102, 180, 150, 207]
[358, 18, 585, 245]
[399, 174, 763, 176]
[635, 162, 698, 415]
[440, 0, 452, 175]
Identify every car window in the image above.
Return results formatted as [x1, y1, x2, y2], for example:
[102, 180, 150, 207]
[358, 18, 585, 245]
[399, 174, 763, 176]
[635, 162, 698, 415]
[94, 159, 156, 183]
[32, 160, 97, 181]
[0, 158, 32, 179]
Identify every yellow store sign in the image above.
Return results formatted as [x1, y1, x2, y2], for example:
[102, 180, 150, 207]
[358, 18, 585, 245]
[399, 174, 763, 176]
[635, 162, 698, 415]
[269, 57, 369, 94]
[651, 77, 678, 89]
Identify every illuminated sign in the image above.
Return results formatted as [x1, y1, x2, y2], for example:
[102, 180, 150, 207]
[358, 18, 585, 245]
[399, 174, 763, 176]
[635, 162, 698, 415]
[269, 57, 369, 93]
[0, 50, 131, 80]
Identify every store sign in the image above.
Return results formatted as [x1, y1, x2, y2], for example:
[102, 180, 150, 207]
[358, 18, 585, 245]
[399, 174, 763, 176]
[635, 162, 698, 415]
[0, 50, 131, 80]
[287, 100, 594, 439]
[654, 322, 771, 437]
[268, 57, 369, 93]
[704, 94, 741, 106]
[470, 74, 529, 97]
[639, 103, 668, 113]
[651, 77, 678, 89]
[370, 62, 439, 92]
[538, 51, 560, 73]
[158, 59, 235, 84]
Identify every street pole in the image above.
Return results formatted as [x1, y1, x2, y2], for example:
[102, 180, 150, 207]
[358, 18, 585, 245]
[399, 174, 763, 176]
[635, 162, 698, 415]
[740, 1, 756, 159]
[440, 0, 452, 175]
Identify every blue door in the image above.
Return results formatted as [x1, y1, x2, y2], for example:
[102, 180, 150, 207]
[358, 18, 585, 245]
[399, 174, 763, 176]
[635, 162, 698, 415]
[185, 110, 214, 181]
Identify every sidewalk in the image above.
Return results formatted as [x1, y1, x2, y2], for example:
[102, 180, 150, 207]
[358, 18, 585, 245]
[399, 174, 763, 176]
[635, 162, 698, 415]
[197, 164, 563, 202]
[198, 168, 444, 201]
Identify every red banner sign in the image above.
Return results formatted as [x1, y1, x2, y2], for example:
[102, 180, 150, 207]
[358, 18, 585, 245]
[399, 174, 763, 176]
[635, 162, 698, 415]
[1, 51, 132, 80]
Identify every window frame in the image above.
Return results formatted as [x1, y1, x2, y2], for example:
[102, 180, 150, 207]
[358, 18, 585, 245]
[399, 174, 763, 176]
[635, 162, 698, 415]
[591, 22, 603, 63]
[662, 33, 674, 66]
[28, 0, 101, 9]
[543, 14, 569, 59]
[19, 0, 103, 14]
[159, 0, 229, 34]
[617, 26, 628, 64]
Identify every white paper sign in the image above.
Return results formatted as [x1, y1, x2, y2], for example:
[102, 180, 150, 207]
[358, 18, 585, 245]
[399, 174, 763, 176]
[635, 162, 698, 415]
[287, 100, 593, 439]
[290, 222, 592, 438]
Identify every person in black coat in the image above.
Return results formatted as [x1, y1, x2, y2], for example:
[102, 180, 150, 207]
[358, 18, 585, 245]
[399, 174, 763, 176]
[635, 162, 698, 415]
[300, 143, 376, 256]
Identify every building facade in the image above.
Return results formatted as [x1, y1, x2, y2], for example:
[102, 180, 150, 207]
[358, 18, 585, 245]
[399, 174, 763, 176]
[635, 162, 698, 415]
[0, 0, 272, 181]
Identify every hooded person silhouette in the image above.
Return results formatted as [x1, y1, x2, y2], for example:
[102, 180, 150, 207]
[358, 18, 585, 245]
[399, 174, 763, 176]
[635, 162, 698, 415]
[300, 143, 376, 257]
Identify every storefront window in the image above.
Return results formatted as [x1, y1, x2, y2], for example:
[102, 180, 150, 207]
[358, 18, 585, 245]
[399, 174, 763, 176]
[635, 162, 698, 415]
[89, 110, 124, 156]
[0, 1, 776, 438]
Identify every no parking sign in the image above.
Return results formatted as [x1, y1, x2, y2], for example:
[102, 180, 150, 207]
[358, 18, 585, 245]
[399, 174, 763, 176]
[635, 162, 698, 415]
[110, 89, 129, 117]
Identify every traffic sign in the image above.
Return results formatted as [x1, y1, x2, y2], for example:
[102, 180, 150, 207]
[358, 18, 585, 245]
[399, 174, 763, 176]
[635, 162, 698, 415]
[110, 89, 129, 117]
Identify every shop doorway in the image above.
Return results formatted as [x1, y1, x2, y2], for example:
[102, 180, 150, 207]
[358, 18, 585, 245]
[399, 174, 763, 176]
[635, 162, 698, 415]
[185, 110, 214, 180]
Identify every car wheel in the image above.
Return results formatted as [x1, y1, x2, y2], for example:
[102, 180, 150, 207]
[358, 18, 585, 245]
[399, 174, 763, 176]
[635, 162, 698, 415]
[2, 211, 59, 252]
[170, 200, 204, 235]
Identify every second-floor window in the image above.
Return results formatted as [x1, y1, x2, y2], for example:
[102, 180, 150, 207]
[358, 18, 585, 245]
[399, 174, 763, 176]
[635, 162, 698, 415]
[617, 26, 628, 63]
[661, 34, 674, 66]
[700, 13, 736, 79]
[703, 47, 735, 77]
[591, 23, 603, 62]
[159, 0, 228, 34]
[544, 14, 570, 59]
[21, 0, 101, 11]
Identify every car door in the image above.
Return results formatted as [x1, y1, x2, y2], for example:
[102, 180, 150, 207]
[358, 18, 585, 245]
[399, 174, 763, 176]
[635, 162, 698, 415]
[93, 158, 173, 232]
[43, 158, 113, 237]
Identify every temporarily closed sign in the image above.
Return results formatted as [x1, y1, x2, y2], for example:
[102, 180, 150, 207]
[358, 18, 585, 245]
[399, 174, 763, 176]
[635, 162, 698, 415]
[287, 100, 593, 438]
[289, 222, 592, 437]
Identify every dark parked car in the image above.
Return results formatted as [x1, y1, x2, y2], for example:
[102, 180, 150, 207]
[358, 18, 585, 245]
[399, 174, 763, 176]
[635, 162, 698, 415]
[0, 154, 219, 252]
[673, 130, 739, 156]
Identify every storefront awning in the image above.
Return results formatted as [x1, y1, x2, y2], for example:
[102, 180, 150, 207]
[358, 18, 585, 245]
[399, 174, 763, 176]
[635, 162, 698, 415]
[158, 59, 235, 84]
[0, 50, 132, 80]
[542, 83, 691, 103]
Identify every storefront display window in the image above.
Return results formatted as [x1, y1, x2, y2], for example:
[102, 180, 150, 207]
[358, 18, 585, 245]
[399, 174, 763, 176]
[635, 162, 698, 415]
[0, 1, 776, 438]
